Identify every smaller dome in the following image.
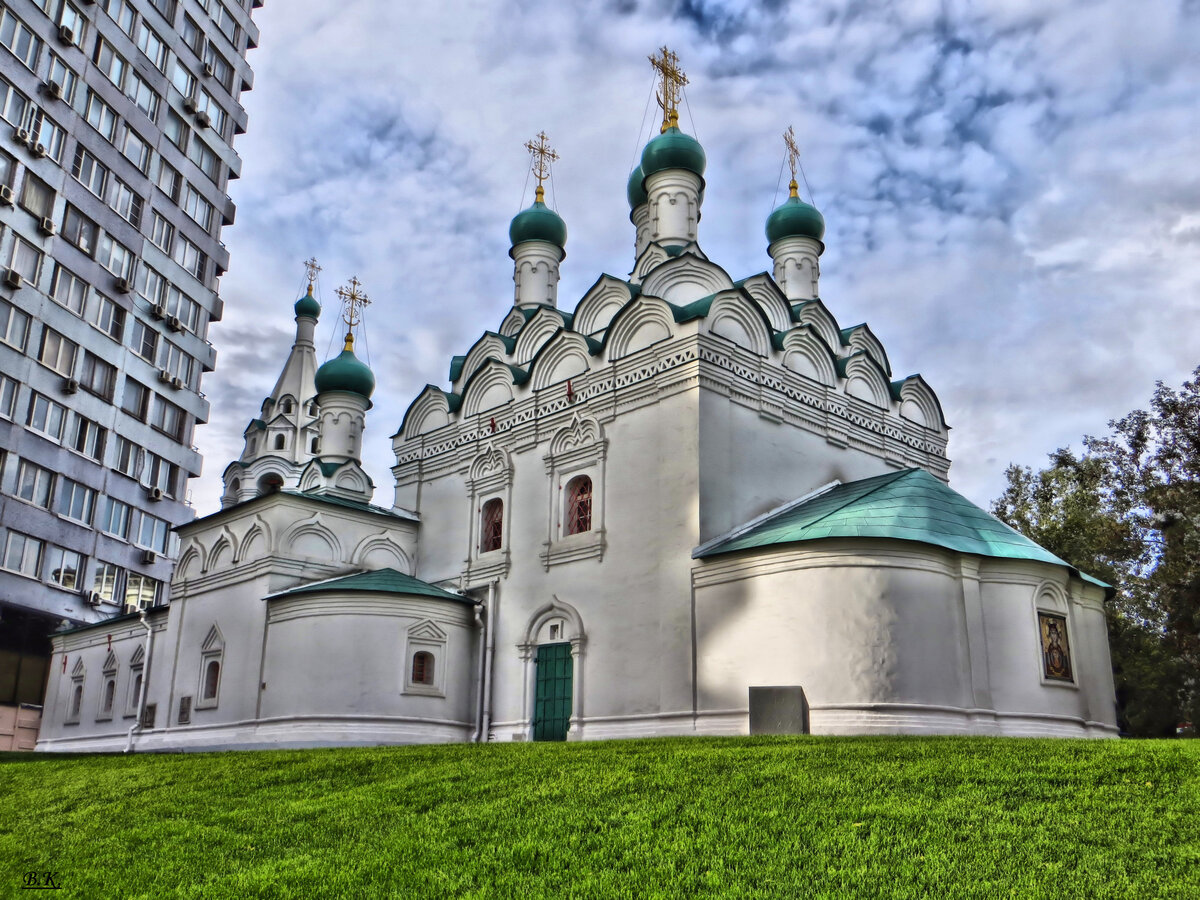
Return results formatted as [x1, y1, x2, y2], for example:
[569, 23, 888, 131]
[766, 191, 826, 244]
[640, 126, 706, 180]
[627, 165, 647, 209]
[294, 284, 321, 319]
[315, 336, 375, 400]
[509, 189, 567, 249]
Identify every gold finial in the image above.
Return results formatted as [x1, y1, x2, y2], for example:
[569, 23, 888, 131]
[524, 131, 559, 204]
[303, 256, 322, 291]
[335, 276, 370, 347]
[649, 46, 689, 133]
[783, 126, 801, 198]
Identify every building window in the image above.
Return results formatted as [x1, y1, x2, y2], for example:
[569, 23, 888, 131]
[196, 626, 224, 709]
[480, 498, 503, 553]
[0, 297, 31, 350]
[121, 377, 150, 421]
[18, 173, 54, 219]
[202, 660, 220, 700]
[135, 20, 167, 72]
[101, 497, 131, 538]
[131, 320, 158, 362]
[38, 327, 78, 376]
[113, 435, 142, 478]
[564, 475, 593, 535]
[93, 561, 123, 604]
[2, 530, 44, 578]
[411, 652, 434, 686]
[80, 352, 116, 400]
[97, 233, 135, 279]
[46, 545, 83, 590]
[149, 212, 173, 253]
[69, 412, 107, 461]
[125, 573, 159, 610]
[62, 205, 98, 257]
[132, 512, 169, 553]
[94, 36, 128, 90]
[0, 374, 17, 420]
[150, 395, 185, 441]
[7, 236, 43, 285]
[99, 677, 116, 718]
[47, 54, 78, 103]
[273, 434, 285, 450]
[55, 477, 96, 524]
[0, 9, 41, 70]
[108, 177, 143, 228]
[27, 392, 68, 441]
[84, 90, 118, 142]
[15, 460, 54, 508]
[68, 682, 83, 723]
[51, 265, 89, 316]
[0, 75, 28, 127]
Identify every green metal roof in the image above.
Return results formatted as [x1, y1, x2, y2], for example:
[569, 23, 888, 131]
[267, 568, 473, 605]
[694, 469, 1106, 585]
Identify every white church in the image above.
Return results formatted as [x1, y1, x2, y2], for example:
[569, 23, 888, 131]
[36, 60, 1118, 751]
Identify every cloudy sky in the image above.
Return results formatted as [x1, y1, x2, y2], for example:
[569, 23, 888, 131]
[196, 0, 1200, 515]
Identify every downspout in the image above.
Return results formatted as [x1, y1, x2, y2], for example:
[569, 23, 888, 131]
[480, 580, 497, 742]
[471, 599, 486, 743]
[124, 610, 154, 753]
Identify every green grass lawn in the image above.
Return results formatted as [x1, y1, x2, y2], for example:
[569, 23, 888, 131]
[1, 736, 1198, 899]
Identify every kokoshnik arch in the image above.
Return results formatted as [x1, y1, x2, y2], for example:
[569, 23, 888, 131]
[37, 50, 1118, 751]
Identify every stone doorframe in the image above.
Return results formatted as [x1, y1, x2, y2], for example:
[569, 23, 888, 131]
[518, 597, 586, 740]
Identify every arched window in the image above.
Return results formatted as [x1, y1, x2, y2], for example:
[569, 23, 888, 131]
[480, 498, 503, 553]
[70, 684, 83, 719]
[101, 679, 115, 714]
[256, 473, 283, 496]
[281, 399, 293, 414]
[411, 651, 434, 685]
[132, 673, 142, 704]
[274, 434, 286, 450]
[202, 660, 220, 700]
[310, 437, 319, 453]
[565, 475, 593, 535]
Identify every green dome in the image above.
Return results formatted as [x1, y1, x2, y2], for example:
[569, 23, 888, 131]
[294, 284, 321, 319]
[509, 194, 567, 249]
[627, 164, 647, 209]
[315, 337, 375, 400]
[766, 194, 825, 244]
[640, 126, 706, 179]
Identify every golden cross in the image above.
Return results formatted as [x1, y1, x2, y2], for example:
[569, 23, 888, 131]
[335, 276, 370, 337]
[303, 256, 322, 288]
[524, 131, 559, 203]
[783, 126, 801, 197]
[649, 46, 688, 132]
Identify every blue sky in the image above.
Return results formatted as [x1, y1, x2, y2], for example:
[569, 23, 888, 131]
[196, 0, 1200, 514]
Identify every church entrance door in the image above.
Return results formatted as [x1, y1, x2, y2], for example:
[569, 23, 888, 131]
[533, 643, 573, 741]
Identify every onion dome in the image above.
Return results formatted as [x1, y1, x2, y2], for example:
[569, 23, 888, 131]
[640, 126, 706, 179]
[509, 186, 567, 250]
[294, 283, 321, 319]
[627, 164, 648, 209]
[766, 182, 825, 244]
[315, 334, 375, 399]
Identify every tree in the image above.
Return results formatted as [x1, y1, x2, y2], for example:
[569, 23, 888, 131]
[992, 366, 1200, 737]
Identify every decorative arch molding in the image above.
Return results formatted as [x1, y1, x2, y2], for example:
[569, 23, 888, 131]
[352, 531, 413, 574]
[499, 306, 528, 337]
[400, 385, 456, 438]
[461, 360, 523, 416]
[244, 457, 296, 497]
[464, 443, 514, 584]
[205, 525, 238, 572]
[542, 416, 608, 569]
[841, 324, 892, 376]
[573, 275, 634, 336]
[514, 309, 567, 364]
[102, 650, 118, 673]
[409, 619, 448, 642]
[239, 515, 273, 561]
[630, 243, 671, 282]
[893, 375, 947, 432]
[604, 295, 678, 361]
[738, 273, 793, 332]
[333, 464, 372, 494]
[202, 624, 225, 653]
[704, 291, 773, 357]
[130, 644, 144, 667]
[529, 330, 593, 391]
[469, 444, 512, 483]
[281, 513, 342, 563]
[71, 657, 86, 677]
[840, 352, 892, 408]
[640, 253, 734, 305]
[548, 414, 604, 458]
[792, 299, 842, 354]
[459, 333, 517, 387]
[518, 596, 588, 740]
[175, 545, 204, 582]
[777, 326, 838, 386]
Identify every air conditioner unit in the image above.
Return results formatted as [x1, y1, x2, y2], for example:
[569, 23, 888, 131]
[182, 97, 198, 114]
[167, 315, 183, 331]
[141, 548, 158, 563]
[0, 185, 13, 205]
[147, 487, 164, 502]
[114, 276, 134, 293]
[37, 216, 55, 235]
[84, 591, 103, 607]
[62, 377, 79, 394]
[170, 376, 184, 390]
[11, 127, 30, 143]
[202, 62, 215, 78]
[29, 141, 48, 158]
[41, 81, 64, 101]
[57, 24, 74, 45]
[3, 268, 21, 289]
[149, 303, 167, 319]
[157, 369, 173, 383]
[123, 603, 140, 616]
[194, 111, 211, 129]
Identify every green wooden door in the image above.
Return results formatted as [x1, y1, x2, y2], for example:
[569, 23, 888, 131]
[533, 643, 573, 742]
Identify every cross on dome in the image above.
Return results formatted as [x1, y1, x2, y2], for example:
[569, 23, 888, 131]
[783, 125, 802, 198]
[524, 131, 559, 204]
[335, 276, 370, 348]
[303, 256, 322, 288]
[649, 46, 688, 132]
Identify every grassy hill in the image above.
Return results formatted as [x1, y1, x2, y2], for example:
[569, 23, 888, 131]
[1, 736, 1198, 898]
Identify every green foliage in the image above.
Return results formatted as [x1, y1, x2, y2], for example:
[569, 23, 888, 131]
[1, 738, 1198, 898]
[993, 366, 1200, 736]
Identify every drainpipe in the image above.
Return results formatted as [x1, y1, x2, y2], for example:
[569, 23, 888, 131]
[124, 610, 154, 754]
[480, 580, 497, 742]
[471, 600, 486, 743]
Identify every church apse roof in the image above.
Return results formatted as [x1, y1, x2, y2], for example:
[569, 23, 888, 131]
[266, 568, 473, 605]
[694, 468, 1108, 586]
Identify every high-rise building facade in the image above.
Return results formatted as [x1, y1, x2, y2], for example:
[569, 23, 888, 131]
[0, 0, 260, 711]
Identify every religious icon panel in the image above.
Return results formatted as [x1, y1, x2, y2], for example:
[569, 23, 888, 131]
[1038, 612, 1073, 682]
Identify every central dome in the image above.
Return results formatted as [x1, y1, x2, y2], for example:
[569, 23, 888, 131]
[766, 194, 825, 244]
[315, 339, 375, 400]
[294, 283, 321, 319]
[509, 196, 567, 249]
[640, 126, 706, 179]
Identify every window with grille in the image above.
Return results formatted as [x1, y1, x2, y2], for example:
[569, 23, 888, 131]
[480, 498, 503, 553]
[411, 652, 434, 686]
[565, 475, 593, 535]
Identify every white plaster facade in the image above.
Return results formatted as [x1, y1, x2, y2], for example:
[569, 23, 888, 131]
[37, 125, 1118, 752]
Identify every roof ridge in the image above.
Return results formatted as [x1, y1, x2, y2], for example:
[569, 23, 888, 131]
[797, 468, 917, 533]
